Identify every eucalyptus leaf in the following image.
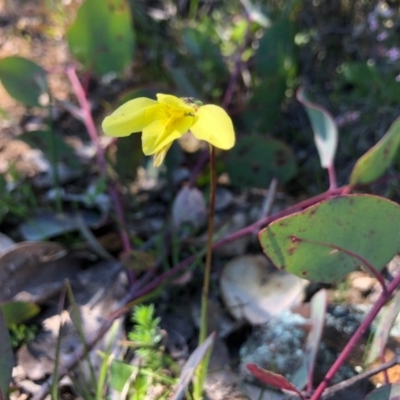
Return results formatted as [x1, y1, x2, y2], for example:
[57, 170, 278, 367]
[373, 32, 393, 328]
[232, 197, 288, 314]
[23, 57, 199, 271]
[350, 116, 400, 185]
[0, 56, 47, 107]
[259, 195, 400, 283]
[1, 301, 40, 326]
[255, 19, 296, 77]
[67, 0, 135, 75]
[226, 135, 297, 188]
[243, 75, 287, 132]
[297, 87, 338, 169]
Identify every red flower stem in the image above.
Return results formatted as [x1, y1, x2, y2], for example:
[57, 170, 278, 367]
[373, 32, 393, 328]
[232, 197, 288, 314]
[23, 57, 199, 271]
[199, 145, 217, 344]
[65, 66, 132, 256]
[65, 66, 104, 168]
[310, 272, 400, 400]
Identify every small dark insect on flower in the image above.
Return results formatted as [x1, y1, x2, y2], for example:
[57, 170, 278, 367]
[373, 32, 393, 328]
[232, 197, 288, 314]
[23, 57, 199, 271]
[182, 97, 203, 108]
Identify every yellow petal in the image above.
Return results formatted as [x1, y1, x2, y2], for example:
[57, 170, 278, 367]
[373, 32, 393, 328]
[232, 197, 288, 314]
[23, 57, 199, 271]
[142, 115, 194, 155]
[156, 93, 195, 115]
[102, 98, 159, 137]
[190, 105, 235, 149]
[153, 142, 173, 167]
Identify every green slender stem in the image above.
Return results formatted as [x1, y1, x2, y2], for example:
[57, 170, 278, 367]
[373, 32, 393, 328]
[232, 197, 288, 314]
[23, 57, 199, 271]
[189, 0, 199, 19]
[200, 145, 217, 342]
[194, 146, 217, 399]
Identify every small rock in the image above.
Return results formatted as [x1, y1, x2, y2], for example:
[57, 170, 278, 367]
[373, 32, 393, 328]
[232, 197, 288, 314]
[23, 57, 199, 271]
[215, 212, 249, 257]
[18, 379, 41, 395]
[350, 272, 375, 293]
[239, 310, 308, 382]
[172, 186, 207, 236]
[215, 187, 234, 212]
[12, 365, 26, 382]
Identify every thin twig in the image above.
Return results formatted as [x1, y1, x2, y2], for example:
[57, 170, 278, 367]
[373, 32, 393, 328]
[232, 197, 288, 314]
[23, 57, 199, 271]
[322, 355, 400, 398]
[131, 186, 346, 300]
[260, 178, 278, 219]
[32, 293, 131, 400]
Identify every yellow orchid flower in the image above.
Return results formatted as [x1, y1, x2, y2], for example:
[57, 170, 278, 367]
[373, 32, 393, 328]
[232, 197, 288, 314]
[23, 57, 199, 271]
[102, 93, 235, 166]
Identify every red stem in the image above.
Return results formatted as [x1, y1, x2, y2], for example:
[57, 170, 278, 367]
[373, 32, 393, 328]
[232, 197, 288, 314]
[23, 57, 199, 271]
[327, 164, 337, 190]
[132, 187, 345, 299]
[65, 66, 132, 255]
[310, 271, 400, 400]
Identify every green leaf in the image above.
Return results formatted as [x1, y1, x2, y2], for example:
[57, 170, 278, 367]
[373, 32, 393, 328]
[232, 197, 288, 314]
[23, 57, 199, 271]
[110, 360, 136, 392]
[341, 62, 400, 103]
[171, 333, 215, 400]
[243, 75, 287, 132]
[247, 18, 296, 131]
[297, 87, 338, 169]
[365, 383, 400, 400]
[0, 56, 47, 107]
[255, 19, 296, 77]
[182, 27, 228, 80]
[259, 195, 400, 283]
[350, 116, 400, 185]
[0, 308, 13, 399]
[1, 301, 40, 326]
[67, 0, 135, 75]
[226, 135, 297, 188]
[342, 62, 381, 91]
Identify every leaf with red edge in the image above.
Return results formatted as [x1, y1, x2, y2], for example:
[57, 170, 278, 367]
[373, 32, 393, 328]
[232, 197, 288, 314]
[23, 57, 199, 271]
[246, 363, 306, 399]
[297, 87, 338, 169]
[259, 194, 400, 283]
[350, 116, 400, 185]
